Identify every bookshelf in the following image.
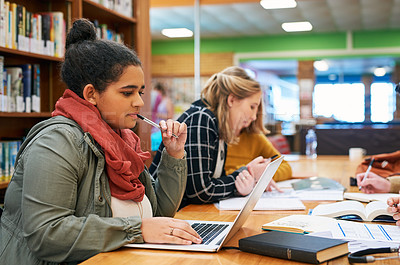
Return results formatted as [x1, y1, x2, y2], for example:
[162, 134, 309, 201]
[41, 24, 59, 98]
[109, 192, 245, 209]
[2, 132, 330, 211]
[0, 0, 152, 190]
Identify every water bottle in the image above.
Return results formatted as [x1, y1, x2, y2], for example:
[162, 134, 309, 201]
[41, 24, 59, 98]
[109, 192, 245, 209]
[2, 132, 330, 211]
[305, 129, 317, 159]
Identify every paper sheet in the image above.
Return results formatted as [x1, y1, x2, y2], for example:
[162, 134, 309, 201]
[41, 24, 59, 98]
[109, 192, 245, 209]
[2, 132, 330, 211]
[218, 197, 305, 211]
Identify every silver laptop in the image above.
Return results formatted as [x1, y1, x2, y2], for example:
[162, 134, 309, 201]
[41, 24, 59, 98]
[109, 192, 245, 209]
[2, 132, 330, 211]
[126, 156, 283, 252]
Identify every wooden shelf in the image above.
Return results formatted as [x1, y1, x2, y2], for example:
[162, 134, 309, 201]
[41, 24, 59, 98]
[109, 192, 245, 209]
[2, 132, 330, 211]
[0, 47, 63, 62]
[0, 112, 52, 118]
[83, 0, 137, 24]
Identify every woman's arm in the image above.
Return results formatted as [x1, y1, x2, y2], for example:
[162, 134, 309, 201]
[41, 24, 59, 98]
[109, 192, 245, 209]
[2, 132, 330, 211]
[21, 127, 143, 262]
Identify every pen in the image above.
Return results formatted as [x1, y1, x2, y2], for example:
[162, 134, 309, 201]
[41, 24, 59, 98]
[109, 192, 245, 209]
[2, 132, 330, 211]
[137, 114, 178, 138]
[270, 154, 279, 161]
[358, 157, 375, 190]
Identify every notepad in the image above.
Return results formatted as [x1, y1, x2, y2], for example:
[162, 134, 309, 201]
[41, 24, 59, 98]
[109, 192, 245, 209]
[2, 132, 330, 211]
[262, 214, 336, 234]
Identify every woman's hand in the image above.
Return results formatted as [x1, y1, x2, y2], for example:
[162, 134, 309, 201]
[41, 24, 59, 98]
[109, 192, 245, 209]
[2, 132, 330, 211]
[141, 217, 202, 244]
[160, 119, 187, 159]
[246, 156, 270, 182]
[387, 197, 400, 226]
[235, 170, 256, 196]
[265, 179, 283, 192]
[356, 171, 391, 193]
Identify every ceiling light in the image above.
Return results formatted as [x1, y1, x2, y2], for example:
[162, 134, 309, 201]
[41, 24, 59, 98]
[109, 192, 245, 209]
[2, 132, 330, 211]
[282, 21, 312, 32]
[161, 28, 193, 38]
[314, 60, 329, 71]
[260, 0, 297, 9]
[374, 67, 386, 77]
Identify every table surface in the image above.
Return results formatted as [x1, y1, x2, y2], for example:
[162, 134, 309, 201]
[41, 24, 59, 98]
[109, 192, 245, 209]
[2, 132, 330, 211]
[80, 155, 399, 265]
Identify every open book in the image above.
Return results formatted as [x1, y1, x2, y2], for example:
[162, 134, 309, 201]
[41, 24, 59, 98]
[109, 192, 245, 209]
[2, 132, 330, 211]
[311, 200, 395, 222]
[262, 214, 336, 234]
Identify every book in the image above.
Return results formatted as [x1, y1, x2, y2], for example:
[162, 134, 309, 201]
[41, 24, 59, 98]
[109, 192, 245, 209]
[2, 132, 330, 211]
[31, 64, 40, 112]
[343, 192, 398, 203]
[5, 66, 23, 112]
[262, 214, 336, 234]
[292, 176, 345, 191]
[310, 200, 395, 222]
[18, 64, 31, 113]
[238, 231, 349, 264]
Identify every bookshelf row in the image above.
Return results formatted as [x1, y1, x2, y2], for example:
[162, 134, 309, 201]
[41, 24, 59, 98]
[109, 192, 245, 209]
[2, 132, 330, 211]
[0, 56, 41, 113]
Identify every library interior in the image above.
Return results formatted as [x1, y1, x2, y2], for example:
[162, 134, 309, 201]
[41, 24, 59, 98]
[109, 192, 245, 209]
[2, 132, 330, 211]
[1, 1, 400, 265]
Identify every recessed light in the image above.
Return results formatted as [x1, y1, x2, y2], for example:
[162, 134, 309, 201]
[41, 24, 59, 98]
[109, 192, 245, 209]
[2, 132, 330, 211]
[282, 21, 312, 32]
[260, 0, 297, 9]
[161, 28, 193, 38]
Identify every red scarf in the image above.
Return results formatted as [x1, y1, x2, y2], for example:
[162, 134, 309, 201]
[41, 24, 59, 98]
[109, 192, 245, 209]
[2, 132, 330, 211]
[52, 89, 151, 202]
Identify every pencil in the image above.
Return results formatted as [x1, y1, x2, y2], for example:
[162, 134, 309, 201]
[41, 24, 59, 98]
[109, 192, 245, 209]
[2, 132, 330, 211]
[137, 114, 178, 138]
[358, 158, 375, 190]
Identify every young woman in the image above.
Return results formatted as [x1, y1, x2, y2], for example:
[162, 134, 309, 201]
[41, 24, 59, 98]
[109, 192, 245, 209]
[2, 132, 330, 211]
[150, 66, 279, 207]
[0, 19, 201, 264]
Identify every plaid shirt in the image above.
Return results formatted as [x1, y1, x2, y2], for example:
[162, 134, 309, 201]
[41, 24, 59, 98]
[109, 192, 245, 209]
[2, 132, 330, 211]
[149, 100, 242, 205]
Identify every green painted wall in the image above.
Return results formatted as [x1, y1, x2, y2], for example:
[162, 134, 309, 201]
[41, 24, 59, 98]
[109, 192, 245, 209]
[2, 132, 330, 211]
[152, 30, 400, 58]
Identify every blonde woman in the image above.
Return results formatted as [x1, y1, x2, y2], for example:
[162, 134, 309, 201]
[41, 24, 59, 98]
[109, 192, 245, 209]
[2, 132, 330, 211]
[150, 66, 279, 207]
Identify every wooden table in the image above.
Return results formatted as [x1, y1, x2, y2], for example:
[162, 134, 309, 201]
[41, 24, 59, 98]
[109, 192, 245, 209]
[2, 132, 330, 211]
[80, 155, 399, 265]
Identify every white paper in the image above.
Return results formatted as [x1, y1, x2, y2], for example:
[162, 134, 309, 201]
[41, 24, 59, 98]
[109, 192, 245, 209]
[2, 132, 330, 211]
[218, 197, 305, 211]
[331, 220, 400, 243]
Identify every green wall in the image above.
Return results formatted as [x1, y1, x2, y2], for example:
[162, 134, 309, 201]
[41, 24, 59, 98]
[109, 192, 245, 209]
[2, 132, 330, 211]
[152, 30, 400, 59]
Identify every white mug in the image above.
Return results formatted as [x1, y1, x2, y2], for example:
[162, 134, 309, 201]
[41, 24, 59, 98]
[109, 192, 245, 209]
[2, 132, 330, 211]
[349, 148, 366, 161]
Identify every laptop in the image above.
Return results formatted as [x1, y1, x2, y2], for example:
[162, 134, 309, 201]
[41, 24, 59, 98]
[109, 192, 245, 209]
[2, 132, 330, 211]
[126, 156, 283, 252]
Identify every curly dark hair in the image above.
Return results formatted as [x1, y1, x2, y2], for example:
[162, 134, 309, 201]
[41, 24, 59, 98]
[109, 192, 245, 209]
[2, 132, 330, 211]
[61, 18, 142, 98]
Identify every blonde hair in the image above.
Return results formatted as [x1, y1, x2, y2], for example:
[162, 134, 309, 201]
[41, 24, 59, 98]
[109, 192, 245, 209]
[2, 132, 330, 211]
[201, 66, 268, 144]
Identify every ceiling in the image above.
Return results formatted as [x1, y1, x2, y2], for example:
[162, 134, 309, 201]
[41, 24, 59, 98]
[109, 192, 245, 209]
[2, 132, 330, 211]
[150, 0, 400, 77]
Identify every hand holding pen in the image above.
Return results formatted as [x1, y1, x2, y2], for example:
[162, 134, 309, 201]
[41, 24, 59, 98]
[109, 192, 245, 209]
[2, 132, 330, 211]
[358, 158, 375, 190]
[137, 114, 187, 159]
[387, 197, 400, 226]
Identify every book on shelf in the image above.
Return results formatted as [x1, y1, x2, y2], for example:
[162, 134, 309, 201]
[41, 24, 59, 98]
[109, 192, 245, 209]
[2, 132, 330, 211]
[262, 214, 336, 234]
[0, 55, 3, 111]
[0, 2, 65, 57]
[5, 66, 23, 112]
[0, 140, 21, 182]
[310, 200, 395, 222]
[238, 231, 349, 264]
[343, 192, 399, 203]
[18, 64, 31, 113]
[31, 63, 40, 112]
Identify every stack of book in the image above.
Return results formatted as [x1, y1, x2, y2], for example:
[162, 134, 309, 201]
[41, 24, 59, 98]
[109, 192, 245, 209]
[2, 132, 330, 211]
[0, 56, 41, 113]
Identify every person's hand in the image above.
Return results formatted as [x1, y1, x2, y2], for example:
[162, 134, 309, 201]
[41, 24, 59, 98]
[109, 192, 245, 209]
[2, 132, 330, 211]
[265, 179, 283, 193]
[235, 170, 256, 196]
[387, 197, 400, 226]
[160, 119, 187, 159]
[141, 217, 202, 244]
[356, 171, 391, 193]
[246, 156, 270, 182]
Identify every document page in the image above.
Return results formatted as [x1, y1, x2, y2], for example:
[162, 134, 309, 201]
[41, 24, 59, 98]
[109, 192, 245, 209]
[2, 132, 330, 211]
[330, 220, 400, 243]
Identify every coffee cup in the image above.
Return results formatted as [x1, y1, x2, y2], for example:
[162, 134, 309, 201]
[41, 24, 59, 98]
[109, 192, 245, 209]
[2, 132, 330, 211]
[349, 148, 366, 161]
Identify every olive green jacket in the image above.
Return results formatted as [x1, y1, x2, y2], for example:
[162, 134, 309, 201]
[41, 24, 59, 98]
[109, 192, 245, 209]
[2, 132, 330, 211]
[0, 116, 187, 264]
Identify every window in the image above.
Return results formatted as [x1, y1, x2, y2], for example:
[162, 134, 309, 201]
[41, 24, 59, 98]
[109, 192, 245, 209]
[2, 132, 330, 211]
[371, 82, 395, 123]
[313, 83, 365, 122]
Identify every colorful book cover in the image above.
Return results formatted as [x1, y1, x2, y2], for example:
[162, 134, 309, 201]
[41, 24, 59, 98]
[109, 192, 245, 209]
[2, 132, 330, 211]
[31, 63, 40, 112]
[5, 67, 23, 112]
[18, 64, 31, 113]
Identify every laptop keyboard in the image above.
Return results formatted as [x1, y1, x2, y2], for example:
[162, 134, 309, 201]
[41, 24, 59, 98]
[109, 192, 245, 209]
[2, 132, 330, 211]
[191, 223, 229, 245]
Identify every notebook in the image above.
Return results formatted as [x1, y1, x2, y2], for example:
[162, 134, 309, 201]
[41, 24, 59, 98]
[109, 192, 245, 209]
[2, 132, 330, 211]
[125, 156, 283, 252]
